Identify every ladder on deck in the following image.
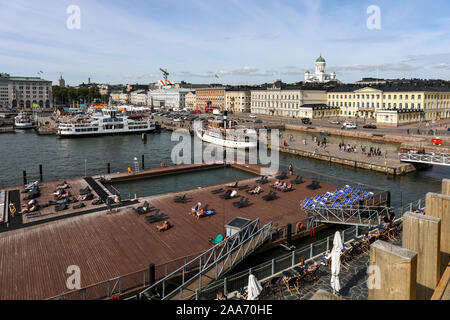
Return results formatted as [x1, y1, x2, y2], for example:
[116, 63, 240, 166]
[137, 219, 273, 300]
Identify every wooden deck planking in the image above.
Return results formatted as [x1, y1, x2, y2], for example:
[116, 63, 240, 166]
[0, 170, 338, 300]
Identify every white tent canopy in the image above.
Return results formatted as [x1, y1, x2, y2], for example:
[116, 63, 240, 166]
[247, 274, 263, 300]
[330, 231, 343, 295]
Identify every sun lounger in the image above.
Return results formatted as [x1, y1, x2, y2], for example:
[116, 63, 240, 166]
[79, 186, 91, 195]
[73, 203, 86, 210]
[209, 234, 225, 245]
[306, 180, 321, 190]
[275, 171, 287, 180]
[290, 176, 304, 184]
[145, 213, 169, 224]
[211, 188, 224, 194]
[54, 203, 68, 212]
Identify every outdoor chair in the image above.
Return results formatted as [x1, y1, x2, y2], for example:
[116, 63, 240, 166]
[262, 276, 283, 299]
[236, 185, 250, 190]
[307, 180, 321, 190]
[276, 171, 288, 180]
[79, 186, 91, 195]
[173, 194, 191, 203]
[290, 176, 304, 185]
[262, 190, 279, 201]
[145, 213, 168, 224]
[211, 188, 224, 194]
[255, 176, 269, 184]
[281, 270, 300, 295]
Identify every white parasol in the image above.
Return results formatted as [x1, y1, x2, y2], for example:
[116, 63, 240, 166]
[247, 274, 263, 300]
[330, 231, 343, 295]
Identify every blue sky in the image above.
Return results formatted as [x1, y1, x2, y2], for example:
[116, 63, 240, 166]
[0, 0, 449, 85]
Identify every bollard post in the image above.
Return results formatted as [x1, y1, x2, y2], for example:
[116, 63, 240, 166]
[39, 164, 43, 182]
[23, 170, 27, 186]
[149, 264, 155, 293]
[107, 163, 110, 174]
[286, 223, 292, 248]
[142, 155, 145, 170]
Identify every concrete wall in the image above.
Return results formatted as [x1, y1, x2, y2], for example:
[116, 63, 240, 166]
[425, 192, 450, 276]
[369, 240, 417, 300]
[402, 212, 441, 300]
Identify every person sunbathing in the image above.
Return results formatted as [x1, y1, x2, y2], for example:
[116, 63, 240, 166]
[282, 184, 293, 191]
[230, 190, 238, 198]
[271, 180, 281, 188]
[20, 203, 38, 214]
[156, 221, 171, 232]
[228, 181, 238, 188]
[191, 202, 202, 215]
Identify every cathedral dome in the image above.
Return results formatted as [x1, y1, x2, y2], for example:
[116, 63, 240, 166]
[316, 54, 326, 63]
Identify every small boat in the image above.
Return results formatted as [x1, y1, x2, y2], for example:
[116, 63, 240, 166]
[14, 112, 36, 129]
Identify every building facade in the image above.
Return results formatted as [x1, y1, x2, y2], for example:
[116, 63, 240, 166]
[327, 84, 450, 125]
[130, 90, 148, 106]
[148, 87, 193, 109]
[250, 83, 327, 117]
[304, 54, 338, 83]
[110, 92, 130, 104]
[195, 87, 226, 110]
[225, 89, 251, 112]
[185, 92, 196, 110]
[57, 75, 66, 88]
[0, 73, 53, 110]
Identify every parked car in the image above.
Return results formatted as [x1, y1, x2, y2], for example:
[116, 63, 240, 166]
[342, 122, 357, 129]
[330, 120, 340, 125]
[301, 118, 312, 125]
[363, 124, 377, 129]
[254, 119, 263, 124]
[249, 115, 257, 119]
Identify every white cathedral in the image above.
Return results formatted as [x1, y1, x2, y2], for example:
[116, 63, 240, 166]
[304, 54, 338, 83]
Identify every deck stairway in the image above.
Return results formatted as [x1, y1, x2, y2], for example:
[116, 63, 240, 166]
[137, 218, 273, 300]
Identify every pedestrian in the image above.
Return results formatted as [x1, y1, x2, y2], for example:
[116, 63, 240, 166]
[288, 164, 293, 176]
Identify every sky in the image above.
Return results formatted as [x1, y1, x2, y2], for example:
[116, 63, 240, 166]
[0, 0, 449, 86]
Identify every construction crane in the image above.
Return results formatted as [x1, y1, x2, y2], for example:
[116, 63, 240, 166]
[160, 68, 169, 86]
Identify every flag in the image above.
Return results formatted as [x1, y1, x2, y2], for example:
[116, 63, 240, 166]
[159, 80, 166, 86]
[33, 103, 41, 108]
[168, 80, 173, 85]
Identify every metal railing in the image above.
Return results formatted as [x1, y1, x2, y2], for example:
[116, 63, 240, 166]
[306, 205, 388, 228]
[399, 153, 450, 166]
[195, 224, 363, 300]
[397, 197, 426, 217]
[137, 219, 273, 300]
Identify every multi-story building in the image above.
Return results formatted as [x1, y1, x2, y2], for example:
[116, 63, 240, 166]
[195, 86, 226, 110]
[0, 73, 52, 110]
[110, 92, 130, 104]
[327, 83, 450, 125]
[130, 90, 148, 106]
[225, 88, 252, 113]
[185, 92, 196, 110]
[250, 82, 327, 117]
[148, 87, 193, 109]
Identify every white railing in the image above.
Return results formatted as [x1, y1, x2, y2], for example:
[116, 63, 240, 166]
[399, 153, 450, 166]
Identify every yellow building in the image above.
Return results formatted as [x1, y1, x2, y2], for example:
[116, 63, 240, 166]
[225, 89, 251, 112]
[195, 87, 225, 110]
[327, 84, 450, 125]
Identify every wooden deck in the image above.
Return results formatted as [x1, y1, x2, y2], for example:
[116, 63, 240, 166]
[0, 170, 337, 300]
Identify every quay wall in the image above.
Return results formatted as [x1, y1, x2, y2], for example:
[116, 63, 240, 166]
[272, 145, 418, 176]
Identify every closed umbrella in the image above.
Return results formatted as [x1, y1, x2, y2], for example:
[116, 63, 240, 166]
[247, 274, 263, 300]
[330, 231, 343, 295]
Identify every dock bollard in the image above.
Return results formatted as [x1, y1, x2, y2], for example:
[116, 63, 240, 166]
[142, 155, 145, 170]
[107, 163, 110, 174]
[286, 223, 292, 248]
[149, 263, 155, 293]
[23, 170, 27, 186]
[39, 164, 43, 182]
[142, 133, 147, 142]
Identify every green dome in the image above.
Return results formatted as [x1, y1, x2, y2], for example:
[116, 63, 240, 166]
[316, 54, 326, 63]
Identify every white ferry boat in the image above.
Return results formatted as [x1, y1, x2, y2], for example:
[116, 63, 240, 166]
[195, 113, 258, 149]
[57, 108, 157, 137]
[14, 112, 36, 129]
